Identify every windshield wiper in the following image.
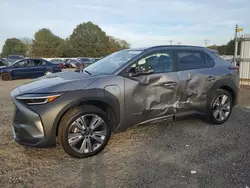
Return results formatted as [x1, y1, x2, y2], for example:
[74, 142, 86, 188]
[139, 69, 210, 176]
[84, 70, 92, 75]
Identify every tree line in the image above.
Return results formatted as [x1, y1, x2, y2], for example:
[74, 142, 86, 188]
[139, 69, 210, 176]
[207, 39, 241, 55]
[1, 21, 130, 58]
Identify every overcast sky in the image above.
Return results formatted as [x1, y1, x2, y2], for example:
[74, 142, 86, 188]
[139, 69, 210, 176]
[0, 0, 249, 50]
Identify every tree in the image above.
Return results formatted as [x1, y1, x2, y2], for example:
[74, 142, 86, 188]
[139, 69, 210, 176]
[1, 38, 26, 57]
[106, 36, 131, 54]
[117, 39, 130, 49]
[20, 37, 33, 57]
[208, 39, 241, 55]
[31, 28, 64, 57]
[69, 22, 110, 57]
[55, 39, 76, 57]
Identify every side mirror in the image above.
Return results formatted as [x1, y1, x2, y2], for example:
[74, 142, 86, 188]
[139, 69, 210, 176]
[135, 65, 153, 75]
[129, 64, 153, 77]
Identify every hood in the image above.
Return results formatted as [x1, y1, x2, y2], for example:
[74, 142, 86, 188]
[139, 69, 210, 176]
[17, 71, 102, 94]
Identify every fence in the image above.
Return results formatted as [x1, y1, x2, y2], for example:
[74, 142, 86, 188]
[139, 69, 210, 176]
[239, 34, 250, 85]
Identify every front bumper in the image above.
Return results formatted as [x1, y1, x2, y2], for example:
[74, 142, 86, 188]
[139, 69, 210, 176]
[10, 88, 57, 148]
[11, 98, 50, 147]
[10, 87, 97, 148]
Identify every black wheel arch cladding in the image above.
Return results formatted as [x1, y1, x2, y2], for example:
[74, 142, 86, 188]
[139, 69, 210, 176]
[53, 89, 120, 137]
[209, 78, 237, 106]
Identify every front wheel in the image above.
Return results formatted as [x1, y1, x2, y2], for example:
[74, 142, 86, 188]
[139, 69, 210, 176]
[58, 105, 111, 158]
[44, 71, 53, 76]
[207, 89, 233, 124]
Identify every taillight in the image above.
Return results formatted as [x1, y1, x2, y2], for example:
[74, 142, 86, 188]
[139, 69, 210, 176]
[229, 65, 239, 71]
[57, 64, 61, 68]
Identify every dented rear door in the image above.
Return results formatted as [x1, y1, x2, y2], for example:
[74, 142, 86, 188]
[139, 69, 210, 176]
[176, 50, 216, 113]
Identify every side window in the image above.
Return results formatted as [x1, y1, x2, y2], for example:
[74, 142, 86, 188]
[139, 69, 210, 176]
[203, 53, 215, 67]
[178, 51, 206, 70]
[14, 60, 28, 67]
[33, 60, 43, 66]
[137, 52, 173, 73]
[42, 60, 49, 66]
[28, 60, 35, 66]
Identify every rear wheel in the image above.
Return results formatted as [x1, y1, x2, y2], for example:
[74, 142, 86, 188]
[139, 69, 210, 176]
[58, 105, 111, 158]
[1, 73, 12, 81]
[207, 89, 233, 124]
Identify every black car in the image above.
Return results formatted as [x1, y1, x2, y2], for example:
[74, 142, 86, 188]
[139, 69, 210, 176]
[10, 45, 239, 158]
[0, 58, 62, 81]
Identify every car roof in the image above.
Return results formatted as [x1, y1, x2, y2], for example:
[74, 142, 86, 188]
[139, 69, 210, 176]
[23, 58, 46, 60]
[124, 45, 217, 53]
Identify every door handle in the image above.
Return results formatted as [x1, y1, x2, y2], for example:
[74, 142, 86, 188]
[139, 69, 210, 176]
[206, 76, 216, 81]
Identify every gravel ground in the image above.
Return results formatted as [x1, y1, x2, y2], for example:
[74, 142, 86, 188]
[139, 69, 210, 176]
[0, 79, 250, 188]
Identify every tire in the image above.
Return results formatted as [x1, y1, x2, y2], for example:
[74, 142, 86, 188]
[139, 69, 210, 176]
[44, 71, 53, 76]
[1, 73, 12, 81]
[58, 105, 111, 158]
[207, 89, 233, 124]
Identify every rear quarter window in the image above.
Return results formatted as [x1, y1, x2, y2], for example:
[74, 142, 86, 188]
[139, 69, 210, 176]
[178, 51, 206, 70]
[203, 52, 215, 67]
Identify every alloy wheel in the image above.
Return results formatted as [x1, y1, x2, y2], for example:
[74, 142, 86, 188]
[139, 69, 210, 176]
[212, 94, 231, 122]
[67, 114, 107, 154]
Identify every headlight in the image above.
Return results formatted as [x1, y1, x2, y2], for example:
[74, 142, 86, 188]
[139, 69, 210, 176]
[16, 93, 62, 105]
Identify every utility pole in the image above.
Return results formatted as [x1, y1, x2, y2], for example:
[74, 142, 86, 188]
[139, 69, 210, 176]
[169, 40, 173, 45]
[204, 39, 209, 47]
[233, 24, 238, 66]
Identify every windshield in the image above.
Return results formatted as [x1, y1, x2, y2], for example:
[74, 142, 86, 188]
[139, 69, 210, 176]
[85, 50, 142, 75]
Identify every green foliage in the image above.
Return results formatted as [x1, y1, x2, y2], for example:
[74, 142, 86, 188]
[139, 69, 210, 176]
[1, 38, 26, 57]
[20, 37, 33, 57]
[208, 39, 241, 55]
[31, 28, 63, 57]
[1, 22, 131, 58]
[68, 21, 130, 57]
[68, 22, 110, 57]
[55, 39, 76, 57]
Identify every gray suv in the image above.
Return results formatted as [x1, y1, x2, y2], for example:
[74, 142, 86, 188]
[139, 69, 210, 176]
[10, 45, 239, 158]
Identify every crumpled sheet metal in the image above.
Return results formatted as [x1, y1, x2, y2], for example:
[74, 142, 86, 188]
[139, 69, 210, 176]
[130, 72, 210, 119]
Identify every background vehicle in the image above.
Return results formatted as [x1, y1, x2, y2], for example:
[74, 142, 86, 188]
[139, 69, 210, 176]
[66, 59, 78, 68]
[50, 59, 66, 69]
[10, 45, 239, 158]
[93, 58, 101, 62]
[0, 58, 8, 67]
[0, 58, 61, 81]
[75, 57, 95, 72]
[6, 54, 24, 65]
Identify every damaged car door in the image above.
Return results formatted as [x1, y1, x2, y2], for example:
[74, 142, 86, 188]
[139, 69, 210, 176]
[176, 50, 216, 114]
[123, 50, 179, 127]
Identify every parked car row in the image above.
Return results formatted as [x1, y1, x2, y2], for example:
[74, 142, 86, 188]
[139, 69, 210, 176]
[49, 57, 100, 69]
[0, 56, 101, 81]
[0, 58, 62, 81]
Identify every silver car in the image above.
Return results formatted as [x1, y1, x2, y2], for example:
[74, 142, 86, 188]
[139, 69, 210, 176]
[10, 45, 239, 158]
